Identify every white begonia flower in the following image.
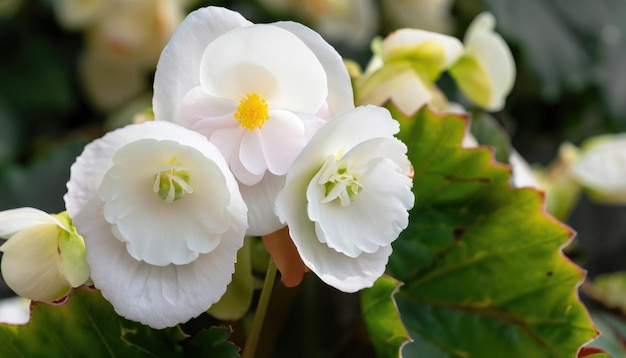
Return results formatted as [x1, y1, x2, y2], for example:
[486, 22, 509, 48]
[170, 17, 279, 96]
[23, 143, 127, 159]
[152, 6, 354, 236]
[0, 208, 90, 302]
[275, 106, 414, 292]
[572, 134, 626, 204]
[357, 28, 463, 116]
[64, 121, 248, 329]
[449, 12, 516, 111]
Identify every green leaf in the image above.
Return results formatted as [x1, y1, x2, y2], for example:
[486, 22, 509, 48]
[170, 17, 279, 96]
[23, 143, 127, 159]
[361, 275, 411, 358]
[182, 326, 240, 358]
[0, 286, 186, 357]
[389, 106, 597, 357]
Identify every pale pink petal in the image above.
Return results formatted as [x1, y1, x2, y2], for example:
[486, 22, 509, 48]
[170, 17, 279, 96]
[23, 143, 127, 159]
[239, 130, 267, 176]
[260, 109, 306, 175]
[181, 85, 238, 129]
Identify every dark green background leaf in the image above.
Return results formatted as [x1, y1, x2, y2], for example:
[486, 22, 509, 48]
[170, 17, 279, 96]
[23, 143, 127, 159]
[183, 326, 240, 358]
[0, 287, 185, 357]
[0, 287, 240, 357]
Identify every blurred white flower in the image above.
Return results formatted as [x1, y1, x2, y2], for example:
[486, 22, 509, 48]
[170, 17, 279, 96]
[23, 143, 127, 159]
[449, 12, 516, 111]
[153, 6, 354, 235]
[64, 121, 248, 329]
[357, 29, 463, 116]
[260, 0, 378, 47]
[382, 0, 454, 34]
[572, 134, 626, 204]
[51, 0, 186, 110]
[0, 296, 30, 325]
[0, 208, 89, 302]
[275, 106, 414, 292]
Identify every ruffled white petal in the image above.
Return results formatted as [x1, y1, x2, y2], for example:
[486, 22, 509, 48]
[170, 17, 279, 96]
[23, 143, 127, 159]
[276, 106, 413, 292]
[307, 139, 412, 257]
[153, 6, 252, 124]
[65, 120, 249, 328]
[199, 24, 327, 113]
[73, 194, 247, 329]
[288, 106, 400, 166]
[99, 139, 231, 266]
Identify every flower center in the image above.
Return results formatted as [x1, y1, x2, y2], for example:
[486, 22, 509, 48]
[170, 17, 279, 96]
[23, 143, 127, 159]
[318, 154, 362, 207]
[151, 160, 193, 203]
[234, 93, 270, 130]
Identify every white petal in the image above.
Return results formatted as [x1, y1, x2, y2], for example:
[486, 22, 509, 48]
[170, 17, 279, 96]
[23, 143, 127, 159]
[66, 120, 247, 267]
[67, 121, 249, 328]
[261, 109, 306, 175]
[273, 21, 355, 117]
[382, 28, 464, 70]
[239, 131, 267, 177]
[73, 193, 247, 329]
[358, 63, 433, 116]
[0, 208, 62, 238]
[239, 173, 286, 237]
[287, 106, 400, 178]
[199, 24, 327, 113]
[181, 85, 239, 127]
[278, 167, 390, 292]
[464, 12, 515, 111]
[509, 151, 540, 188]
[153, 6, 252, 124]
[0, 224, 70, 301]
[230, 155, 265, 186]
[276, 106, 412, 292]
[99, 139, 232, 266]
[66, 121, 226, 218]
[573, 135, 626, 194]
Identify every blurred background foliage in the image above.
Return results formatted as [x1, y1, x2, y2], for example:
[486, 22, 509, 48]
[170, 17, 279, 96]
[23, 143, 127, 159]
[2, 0, 626, 353]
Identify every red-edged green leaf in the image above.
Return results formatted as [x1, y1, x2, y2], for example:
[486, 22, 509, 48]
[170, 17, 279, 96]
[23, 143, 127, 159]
[577, 346, 611, 358]
[361, 275, 411, 358]
[388, 106, 597, 357]
[0, 286, 185, 357]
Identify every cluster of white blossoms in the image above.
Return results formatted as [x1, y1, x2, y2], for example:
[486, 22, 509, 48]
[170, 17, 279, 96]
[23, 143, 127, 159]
[0, 7, 414, 329]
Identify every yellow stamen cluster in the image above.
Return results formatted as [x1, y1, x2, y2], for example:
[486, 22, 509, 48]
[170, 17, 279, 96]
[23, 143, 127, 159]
[234, 93, 270, 130]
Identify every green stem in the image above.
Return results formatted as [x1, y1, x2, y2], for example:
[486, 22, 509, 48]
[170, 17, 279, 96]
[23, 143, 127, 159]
[243, 258, 277, 358]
